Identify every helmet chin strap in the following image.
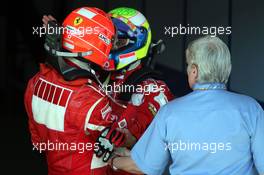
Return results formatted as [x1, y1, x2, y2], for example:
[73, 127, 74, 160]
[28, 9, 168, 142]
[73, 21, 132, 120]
[65, 57, 93, 72]
[44, 43, 93, 57]
[127, 60, 141, 71]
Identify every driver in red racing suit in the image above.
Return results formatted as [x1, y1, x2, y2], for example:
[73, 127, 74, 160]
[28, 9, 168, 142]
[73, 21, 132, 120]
[93, 8, 175, 175]
[25, 7, 125, 175]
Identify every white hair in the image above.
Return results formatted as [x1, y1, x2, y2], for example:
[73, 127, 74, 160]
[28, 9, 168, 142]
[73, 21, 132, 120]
[186, 36, 232, 84]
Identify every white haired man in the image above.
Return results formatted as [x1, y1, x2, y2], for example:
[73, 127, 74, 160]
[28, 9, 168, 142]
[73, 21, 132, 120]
[109, 36, 264, 175]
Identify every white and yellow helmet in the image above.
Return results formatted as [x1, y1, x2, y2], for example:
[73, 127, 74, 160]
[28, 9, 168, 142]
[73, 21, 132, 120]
[108, 7, 152, 70]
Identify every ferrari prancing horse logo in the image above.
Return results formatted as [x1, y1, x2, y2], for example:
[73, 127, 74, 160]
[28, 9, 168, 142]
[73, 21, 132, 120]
[74, 17, 83, 26]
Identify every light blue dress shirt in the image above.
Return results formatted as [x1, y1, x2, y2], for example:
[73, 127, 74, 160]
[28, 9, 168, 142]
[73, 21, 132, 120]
[131, 83, 264, 175]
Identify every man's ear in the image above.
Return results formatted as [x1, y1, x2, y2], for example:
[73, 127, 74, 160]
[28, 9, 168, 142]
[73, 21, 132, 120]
[192, 64, 198, 80]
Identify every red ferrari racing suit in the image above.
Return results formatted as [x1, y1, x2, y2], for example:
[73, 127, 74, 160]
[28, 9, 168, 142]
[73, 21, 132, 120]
[107, 62, 174, 175]
[24, 64, 119, 175]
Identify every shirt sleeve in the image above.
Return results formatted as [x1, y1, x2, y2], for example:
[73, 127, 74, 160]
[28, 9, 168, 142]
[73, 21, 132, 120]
[251, 103, 264, 174]
[131, 106, 170, 175]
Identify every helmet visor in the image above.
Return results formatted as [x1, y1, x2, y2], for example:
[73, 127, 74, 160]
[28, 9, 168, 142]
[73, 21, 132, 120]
[111, 18, 136, 50]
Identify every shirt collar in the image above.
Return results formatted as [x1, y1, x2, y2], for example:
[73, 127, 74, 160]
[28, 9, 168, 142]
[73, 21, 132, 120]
[192, 82, 227, 91]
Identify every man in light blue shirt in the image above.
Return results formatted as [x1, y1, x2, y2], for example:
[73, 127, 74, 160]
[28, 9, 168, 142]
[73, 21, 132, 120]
[110, 36, 264, 175]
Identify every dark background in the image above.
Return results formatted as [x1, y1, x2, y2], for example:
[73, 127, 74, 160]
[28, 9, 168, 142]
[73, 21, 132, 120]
[0, 0, 263, 174]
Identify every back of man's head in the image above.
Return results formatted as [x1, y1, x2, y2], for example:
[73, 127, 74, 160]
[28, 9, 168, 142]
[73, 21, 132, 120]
[186, 36, 232, 84]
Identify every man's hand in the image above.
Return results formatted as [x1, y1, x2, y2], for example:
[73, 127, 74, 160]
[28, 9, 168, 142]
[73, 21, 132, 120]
[94, 127, 126, 162]
[42, 15, 56, 28]
[111, 156, 144, 174]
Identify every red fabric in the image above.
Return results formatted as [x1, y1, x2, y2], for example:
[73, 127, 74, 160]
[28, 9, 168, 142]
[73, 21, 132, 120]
[110, 65, 174, 140]
[24, 64, 116, 175]
[107, 67, 174, 175]
[112, 78, 174, 140]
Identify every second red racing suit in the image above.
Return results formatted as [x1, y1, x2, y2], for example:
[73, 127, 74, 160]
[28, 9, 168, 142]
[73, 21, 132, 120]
[106, 62, 175, 175]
